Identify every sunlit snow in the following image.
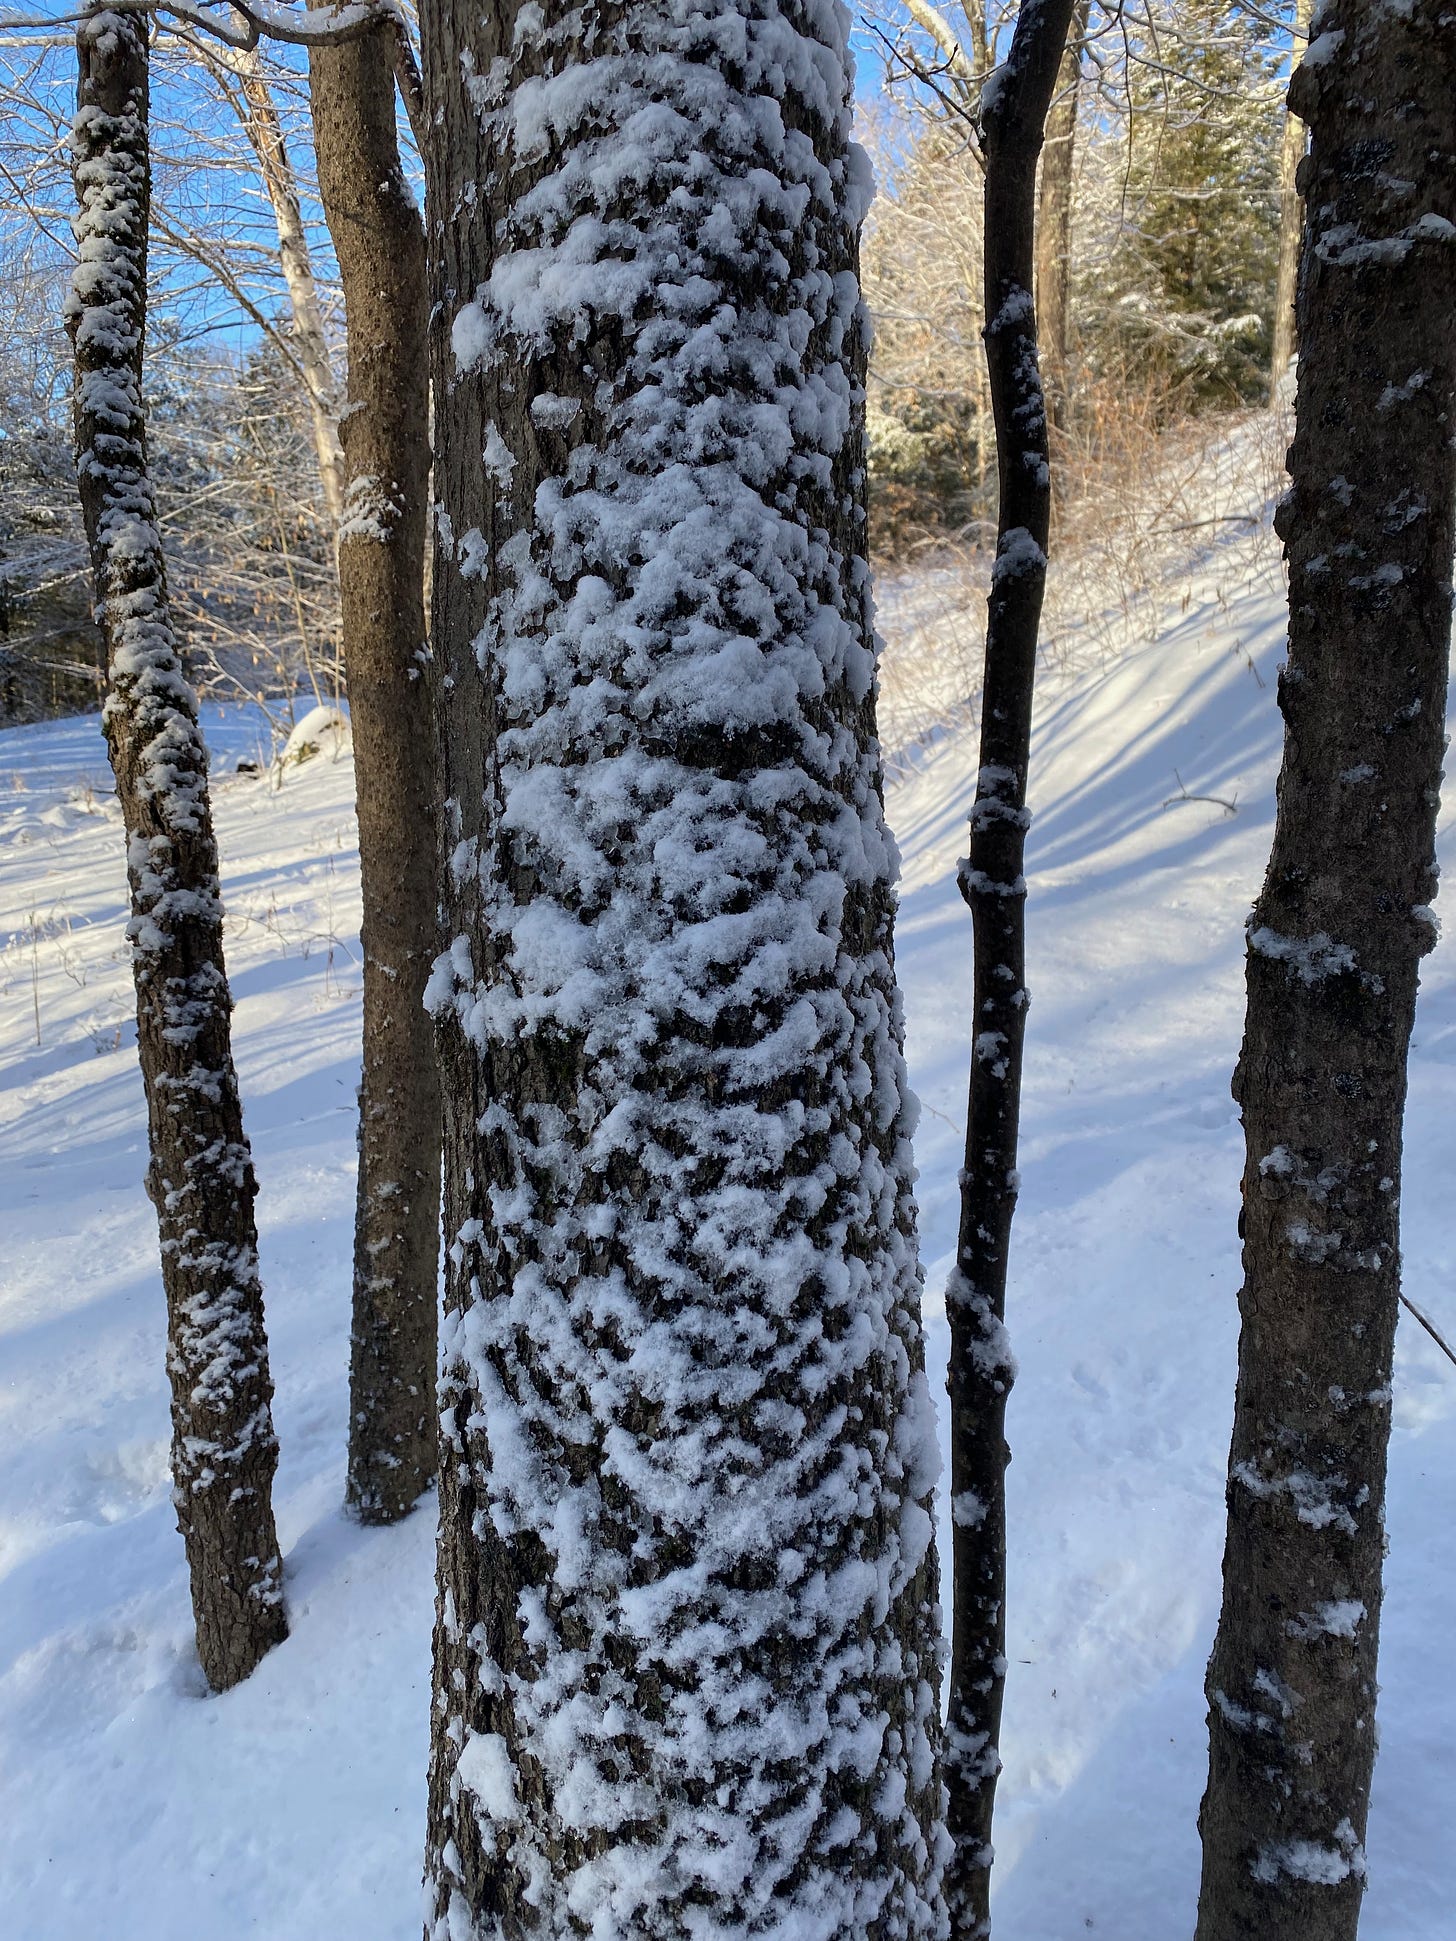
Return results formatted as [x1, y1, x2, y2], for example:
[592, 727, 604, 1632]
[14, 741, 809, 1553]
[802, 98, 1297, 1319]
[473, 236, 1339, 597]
[1, 416, 1453, 1937]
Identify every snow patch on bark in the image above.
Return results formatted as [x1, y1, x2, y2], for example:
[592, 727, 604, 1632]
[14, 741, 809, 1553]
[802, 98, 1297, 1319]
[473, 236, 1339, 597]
[1247, 925, 1357, 983]
[425, 0, 947, 1932]
[1251, 1820, 1367, 1887]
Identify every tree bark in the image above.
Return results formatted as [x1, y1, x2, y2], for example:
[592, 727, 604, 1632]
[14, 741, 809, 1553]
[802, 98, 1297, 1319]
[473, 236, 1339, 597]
[204, 41, 346, 520]
[68, 3, 288, 1693]
[966, 0, 990, 77]
[945, 2, 1076, 1935]
[1195, 5, 1456, 1937]
[1034, 0, 1088, 433]
[417, 0, 948, 1932]
[1268, 0, 1313, 397]
[906, 0, 982, 101]
[307, 24, 440, 1525]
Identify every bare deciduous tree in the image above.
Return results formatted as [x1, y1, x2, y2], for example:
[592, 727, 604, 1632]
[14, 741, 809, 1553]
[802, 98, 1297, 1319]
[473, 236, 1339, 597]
[1268, 0, 1312, 394]
[1035, 0, 1090, 430]
[417, 0, 948, 1929]
[192, 37, 345, 518]
[69, 0, 287, 1692]
[945, 1, 1076, 1935]
[308, 17, 440, 1525]
[1196, 4, 1456, 1936]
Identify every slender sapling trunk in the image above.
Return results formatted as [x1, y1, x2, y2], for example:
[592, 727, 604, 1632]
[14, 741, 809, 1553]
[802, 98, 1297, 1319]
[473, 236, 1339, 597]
[945, 2, 1076, 1934]
[1268, 0, 1313, 397]
[1034, 0, 1088, 434]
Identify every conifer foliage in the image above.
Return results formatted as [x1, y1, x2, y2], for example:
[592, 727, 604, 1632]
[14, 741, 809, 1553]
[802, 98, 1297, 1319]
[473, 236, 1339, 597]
[1102, 0, 1283, 401]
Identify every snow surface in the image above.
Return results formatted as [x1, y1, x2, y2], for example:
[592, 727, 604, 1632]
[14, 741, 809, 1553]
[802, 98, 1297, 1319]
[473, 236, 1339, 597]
[3, 422, 1455, 1936]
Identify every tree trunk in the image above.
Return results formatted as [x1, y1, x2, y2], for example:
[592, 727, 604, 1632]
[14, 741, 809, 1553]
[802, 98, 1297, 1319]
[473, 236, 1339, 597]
[416, 0, 948, 1932]
[1034, 0, 1088, 433]
[1195, 6, 1456, 1938]
[967, 0, 989, 77]
[68, 3, 288, 1693]
[206, 42, 345, 520]
[307, 25, 440, 1525]
[1268, 0, 1313, 397]
[944, 2, 1076, 1935]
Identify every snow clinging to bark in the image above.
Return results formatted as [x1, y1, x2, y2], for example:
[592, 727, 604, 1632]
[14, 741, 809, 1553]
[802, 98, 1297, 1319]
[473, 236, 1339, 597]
[425, 0, 947, 1933]
[65, 7, 287, 1676]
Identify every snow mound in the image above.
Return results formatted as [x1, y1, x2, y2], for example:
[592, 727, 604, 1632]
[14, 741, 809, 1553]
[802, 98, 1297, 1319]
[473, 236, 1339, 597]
[277, 704, 350, 771]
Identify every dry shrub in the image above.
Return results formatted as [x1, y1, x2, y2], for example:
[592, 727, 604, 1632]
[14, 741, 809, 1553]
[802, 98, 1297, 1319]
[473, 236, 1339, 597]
[1045, 372, 1289, 665]
[872, 379, 1292, 766]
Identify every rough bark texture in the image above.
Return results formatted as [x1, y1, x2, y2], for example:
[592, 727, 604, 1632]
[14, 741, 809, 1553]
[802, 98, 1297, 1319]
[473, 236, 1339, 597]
[209, 41, 346, 519]
[1033, 0, 1087, 432]
[68, 5, 288, 1693]
[1268, 0, 1313, 396]
[417, 0, 948, 1933]
[1195, 5, 1456, 1937]
[308, 24, 440, 1526]
[945, 1, 1075, 1934]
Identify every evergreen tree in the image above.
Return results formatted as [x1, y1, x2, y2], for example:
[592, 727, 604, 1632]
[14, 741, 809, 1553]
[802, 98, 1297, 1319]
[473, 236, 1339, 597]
[1098, 0, 1283, 402]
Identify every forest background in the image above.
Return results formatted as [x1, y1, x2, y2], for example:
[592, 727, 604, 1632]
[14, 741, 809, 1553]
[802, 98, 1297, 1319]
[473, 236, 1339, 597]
[0, 0, 1291, 737]
[9, 3, 1453, 1939]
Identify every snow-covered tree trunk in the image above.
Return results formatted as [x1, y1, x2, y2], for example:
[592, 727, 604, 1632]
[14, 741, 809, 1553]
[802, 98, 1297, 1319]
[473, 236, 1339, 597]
[945, 2, 1075, 1934]
[1268, 0, 1312, 396]
[1033, 0, 1088, 433]
[307, 23, 440, 1525]
[417, 0, 948, 1931]
[68, 4, 288, 1692]
[1195, 5, 1456, 1937]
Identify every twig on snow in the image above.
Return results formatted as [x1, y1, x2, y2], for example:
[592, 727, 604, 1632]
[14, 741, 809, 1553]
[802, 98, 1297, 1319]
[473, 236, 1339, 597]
[1162, 769, 1238, 816]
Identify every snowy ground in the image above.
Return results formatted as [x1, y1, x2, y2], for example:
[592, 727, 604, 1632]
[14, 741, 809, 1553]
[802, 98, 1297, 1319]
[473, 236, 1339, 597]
[3, 422, 1454, 1937]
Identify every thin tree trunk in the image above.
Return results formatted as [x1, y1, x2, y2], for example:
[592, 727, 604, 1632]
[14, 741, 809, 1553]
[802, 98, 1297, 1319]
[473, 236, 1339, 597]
[68, 3, 288, 1693]
[417, 0, 947, 1931]
[1195, 6, 1456, 1938]
[906, 0, 982, 94]
[307, 24, 440, 1524]
[1268, 0, 1312, 396]
[944, 2, 1076, 1935]
[205, 42, 345, 520]
[1034, 0, 1088, 433]
[967, 0, 989, 76]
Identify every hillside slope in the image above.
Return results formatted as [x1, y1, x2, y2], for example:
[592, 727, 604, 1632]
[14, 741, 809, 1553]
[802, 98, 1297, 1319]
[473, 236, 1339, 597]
[2, 426, 1453, 1938]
